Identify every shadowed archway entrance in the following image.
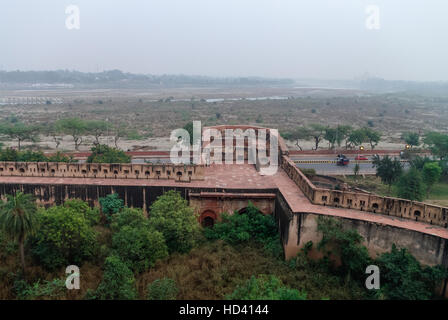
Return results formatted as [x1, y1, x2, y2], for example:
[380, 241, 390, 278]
[200, 210, 217, 227]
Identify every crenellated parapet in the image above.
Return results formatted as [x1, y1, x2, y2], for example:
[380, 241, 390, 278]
[0, 161, 205, 182]
[281, 155, 448, 228]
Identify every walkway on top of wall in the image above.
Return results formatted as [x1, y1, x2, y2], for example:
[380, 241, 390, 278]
[1, 163, 448, 239]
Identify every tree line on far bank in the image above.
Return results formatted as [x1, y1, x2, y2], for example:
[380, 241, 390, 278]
[0, 117, 145, 151]
[282, 124, 448, 152]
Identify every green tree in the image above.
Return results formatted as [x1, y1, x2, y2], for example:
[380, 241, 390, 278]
[56, 118, 87, 151]
[317, 216, 370, 283]
[112, 123, 129, 148]
[372, 155, 403, 194]
[285, 127, 312, 151]
[147, 278, 178, 300]
[409, 155, 432, 170]
[396, 168, 426, 201]
[0, 122, 38, 150]
[336, 125, 353, 149]
[308, 124, 326, 150]
[424, 132, 448, 160]
[183, 121, 194, 145]
[148, 190, 200, 254]
[47, 151, 76, 163]
[353, 163, 360, 178]
[30, 204, 97, 270]
[375, 244, 447, 300]
[402, 132, 420, 148]
[95, 255, 137, 300]
[44, 122, 64, 149]
[227, 275, 307, 300]
[422, 162, 442, 197]
[0, 192, 39, 273]
[86, 120, 112, 145]
[87, 144, 131, 163]
[112, 225, 168, 272]
[99, 193, 124, 223]
[0, 148, 19, 161]
[347, 129, 367, 149]
[362, 127, 381, 150]
[324, 127, 338, 149]
[110, 207, 146, 232]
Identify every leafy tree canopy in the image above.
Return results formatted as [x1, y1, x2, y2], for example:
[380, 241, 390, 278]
[149, 190, 201, 254]
[87, 144, 131, 163]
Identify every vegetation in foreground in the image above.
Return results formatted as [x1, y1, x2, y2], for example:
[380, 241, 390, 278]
[0, 191, 446, 300]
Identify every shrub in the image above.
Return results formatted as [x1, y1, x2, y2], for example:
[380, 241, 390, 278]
[95, 255, 137, 300]
[64, 199, 100, 225]
[375, 244, 447, 300]
[204, 202, 280, 254]
[396, 168, 426, 201]
[317, 216, 371, 281]
[148, 190, 201, 254]
[0, 229, 17, 260]
[112, 225, 168, 273]
[99, 193, 124, 223]
[147, 278, 178, 300]
[227, 275, 307, 300]
[110, 207, 146, 232]
[14, 278, 66, 300]
[29, 206, 97, 271]
[87, 144, 131, 163]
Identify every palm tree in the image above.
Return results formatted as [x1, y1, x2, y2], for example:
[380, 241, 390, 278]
[0, 192, 39, 273]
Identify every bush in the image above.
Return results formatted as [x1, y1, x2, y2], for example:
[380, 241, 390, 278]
[148, 190, 201, 254]
[99, 193, 124, 223]
[317, 216, 371, 281]
[112, 225, 168, 273]
[14, 278, 66, 300]
[29, 205, 97, 271]
[204, 202, 280, 255]
[227, 275, 307, 300]
[396, 168, 426, 201]
[110, 207, 146, 232]
[147, 278, 178, 300]
[64, 199, 100, 225]
[375, 244, 447, 300]
[0, 229, 17, 260]
[95, 255, 137, 300]
[87, 144, 131, 163]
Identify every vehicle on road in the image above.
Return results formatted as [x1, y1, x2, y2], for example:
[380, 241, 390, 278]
[336, 154, 350, 166]
[355, 155, 368, 161]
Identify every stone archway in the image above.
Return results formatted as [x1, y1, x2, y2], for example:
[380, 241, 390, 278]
[200, 210, 217, 227]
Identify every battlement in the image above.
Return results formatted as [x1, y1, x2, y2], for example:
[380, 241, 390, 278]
[280, 155, 448, 228]
[0, 161, 205, 182]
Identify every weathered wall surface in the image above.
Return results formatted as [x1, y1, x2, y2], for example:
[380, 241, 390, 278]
[281, 155, 448, 228]
[189, 192, 276, 224]
[283, 213, 448, 268]
[0, 182, 276, 217]
[0, 162, 204, 182]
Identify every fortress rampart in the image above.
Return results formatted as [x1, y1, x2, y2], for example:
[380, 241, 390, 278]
[280, 155, 448, 228]
[0, 161, 205, 182]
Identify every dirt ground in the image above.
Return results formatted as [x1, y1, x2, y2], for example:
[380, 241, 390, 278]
[1, 86, 447, 152]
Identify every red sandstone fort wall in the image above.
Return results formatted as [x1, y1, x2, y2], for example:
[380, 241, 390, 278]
[0, 161, 205, 182]
[281, 155, 448, 228]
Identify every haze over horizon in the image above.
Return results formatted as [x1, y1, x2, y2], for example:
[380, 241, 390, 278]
[1, 0, 447, 82]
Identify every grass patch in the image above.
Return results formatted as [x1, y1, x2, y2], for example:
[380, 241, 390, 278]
[136, 241, 366, 300]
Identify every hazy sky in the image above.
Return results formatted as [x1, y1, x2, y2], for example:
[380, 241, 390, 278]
[1, 0, 447, 81]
